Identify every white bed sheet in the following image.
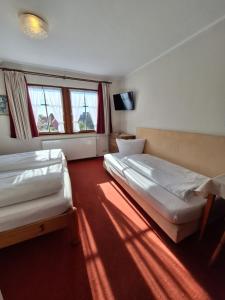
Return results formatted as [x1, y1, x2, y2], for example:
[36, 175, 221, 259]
[121, 154, 209, 201]
[0, 168, 73, 232]
[104, 153, 207, 224]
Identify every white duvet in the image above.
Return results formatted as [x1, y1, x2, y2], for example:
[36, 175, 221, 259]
[121, 154, 209, 201]
[0, 163, 63, 208]
[0, 149, 63, 172]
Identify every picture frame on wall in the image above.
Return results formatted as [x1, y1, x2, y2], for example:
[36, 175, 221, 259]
[0, 95, 8, 115]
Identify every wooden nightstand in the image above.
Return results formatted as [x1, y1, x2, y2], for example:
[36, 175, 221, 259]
[109, 132, 136, 153]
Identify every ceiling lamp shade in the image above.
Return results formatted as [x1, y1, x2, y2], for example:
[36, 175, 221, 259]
[19, 13, 48, 39]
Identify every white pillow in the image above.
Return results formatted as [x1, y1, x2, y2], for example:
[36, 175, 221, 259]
[116, 138, 145, 155]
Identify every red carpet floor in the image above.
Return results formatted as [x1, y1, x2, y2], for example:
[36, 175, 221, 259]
[0, 157, 224, 300]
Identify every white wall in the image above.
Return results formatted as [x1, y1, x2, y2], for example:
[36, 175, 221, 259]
[117, 18, 225, 136]
[0, 67, 113, 155]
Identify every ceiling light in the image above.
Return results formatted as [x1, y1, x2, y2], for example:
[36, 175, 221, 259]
[19, 13, 48, 39]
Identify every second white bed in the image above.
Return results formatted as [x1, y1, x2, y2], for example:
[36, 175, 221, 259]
[104, 153, 207, 225]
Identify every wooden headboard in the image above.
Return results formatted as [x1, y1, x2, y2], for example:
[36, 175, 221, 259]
[136, 128, 225, 177]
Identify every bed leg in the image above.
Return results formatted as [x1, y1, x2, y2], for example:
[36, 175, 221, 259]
[209, 231, 225, 266]
[69, 208, 80, 246]
[199, 194, 215, 240]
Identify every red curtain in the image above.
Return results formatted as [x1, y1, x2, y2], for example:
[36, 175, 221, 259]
[107, 85, 113, 134]
[3, 74, 16, 138]
[96, 82, 105, 134]
[8, 107, 16, 138]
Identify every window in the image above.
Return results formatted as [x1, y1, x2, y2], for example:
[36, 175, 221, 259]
[70, 90, 98, 132]
[28, 86, 65, 133]
[28, 85, 98, 135]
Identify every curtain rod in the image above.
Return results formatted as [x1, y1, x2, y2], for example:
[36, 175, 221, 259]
[0, 67, 112, 84]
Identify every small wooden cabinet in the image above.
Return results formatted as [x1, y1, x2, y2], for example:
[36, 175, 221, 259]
[109, 132, 136, 153]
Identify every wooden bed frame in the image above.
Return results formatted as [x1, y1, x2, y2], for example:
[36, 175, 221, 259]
[0, 207, 79, 249]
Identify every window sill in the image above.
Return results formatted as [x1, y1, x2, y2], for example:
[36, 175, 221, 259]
[39, 132, 98, 141]
[39, 130, 96, 136]
[39, 132, 66, 136]
[75, 130, 96, 134]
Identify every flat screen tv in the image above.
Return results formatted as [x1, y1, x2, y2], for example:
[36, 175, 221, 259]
[113, 92, 135, 110]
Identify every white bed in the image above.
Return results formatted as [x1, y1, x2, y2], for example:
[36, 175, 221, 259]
[104, 153, 207, 224]
[104, 153, 225, 243]
[0, 149, 77, 248]
[0, 167, 72, 232]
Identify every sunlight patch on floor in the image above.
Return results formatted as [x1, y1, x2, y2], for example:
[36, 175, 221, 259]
[99, 181, 211, 300]
[79, 208, 115, 300]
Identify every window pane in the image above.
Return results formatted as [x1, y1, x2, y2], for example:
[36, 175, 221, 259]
[28, 86, 49, 133]
[85, 92, 98, 130]
[70, 91, 85, 132]
[28, 86, 65, 133]
[70, 90, 97, 132]
[44, 88, 65, 133]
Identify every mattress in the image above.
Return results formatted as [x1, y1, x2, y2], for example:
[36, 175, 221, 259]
[0, 162, 73, 232]
[104, 153, 207, 225]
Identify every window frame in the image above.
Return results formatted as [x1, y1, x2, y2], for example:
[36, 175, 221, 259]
[28, 84, 98, 135]
[69, 88, 98, 134]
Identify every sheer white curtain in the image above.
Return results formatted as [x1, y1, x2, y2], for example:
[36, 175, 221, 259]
[70, 91, 85, 132]
[28, 86, 45, 125]
[28, 86, 65, 133]
[4, 71, 32, 140]
[70, 90, 97, 132]
[85, 92, 97, 130]
[44, 88, 65, 132]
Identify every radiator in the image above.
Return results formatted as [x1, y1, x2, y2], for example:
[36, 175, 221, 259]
[42, 137, 97, 160]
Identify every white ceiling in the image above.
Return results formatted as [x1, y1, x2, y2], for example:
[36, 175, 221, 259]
[1, 0, 225, 78]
